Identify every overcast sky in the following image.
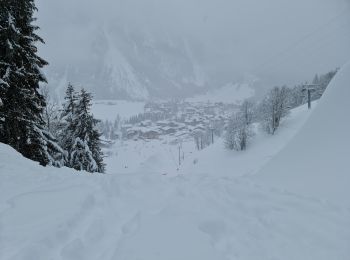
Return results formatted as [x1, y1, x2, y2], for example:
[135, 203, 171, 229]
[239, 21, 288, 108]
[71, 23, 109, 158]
[36, 0, 350, 88]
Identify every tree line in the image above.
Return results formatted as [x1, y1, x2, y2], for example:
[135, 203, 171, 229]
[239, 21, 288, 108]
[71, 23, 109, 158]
[0, 0, 104, 173]
[224, 70, 337, 151]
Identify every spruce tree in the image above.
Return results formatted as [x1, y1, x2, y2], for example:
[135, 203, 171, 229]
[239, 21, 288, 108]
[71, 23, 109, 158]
[69, 89, 105, 173]
[58, 83, 78, 156]
[0, 0, 64, 166]
[70, 137, 98, 173]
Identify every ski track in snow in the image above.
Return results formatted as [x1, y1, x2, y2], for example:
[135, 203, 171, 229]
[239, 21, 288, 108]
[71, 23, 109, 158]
[1, 169, 350, 260]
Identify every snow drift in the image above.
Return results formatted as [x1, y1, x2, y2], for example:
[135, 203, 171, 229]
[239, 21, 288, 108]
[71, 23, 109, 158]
[256, 61, 350, 206]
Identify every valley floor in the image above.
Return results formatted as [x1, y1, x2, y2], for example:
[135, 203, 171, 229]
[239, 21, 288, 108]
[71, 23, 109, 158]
[1, 103, 349, 260]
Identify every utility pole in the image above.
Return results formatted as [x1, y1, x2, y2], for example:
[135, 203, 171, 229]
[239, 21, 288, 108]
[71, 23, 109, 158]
[302, 84, 319, 109]
[178, 141, 183, 167]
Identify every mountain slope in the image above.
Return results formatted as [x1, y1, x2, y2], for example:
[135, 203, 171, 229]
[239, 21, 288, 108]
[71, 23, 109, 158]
[256, 61, 350, 206]
[1, 63, 350, 259]
[44, 26, 211, 100]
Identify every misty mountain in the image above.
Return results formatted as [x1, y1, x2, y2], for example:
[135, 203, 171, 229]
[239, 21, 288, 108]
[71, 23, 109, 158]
[45, 25, 212, 100]
[37, 0, 350, 101]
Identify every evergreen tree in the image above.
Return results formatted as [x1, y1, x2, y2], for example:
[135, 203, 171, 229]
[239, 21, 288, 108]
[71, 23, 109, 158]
[70, 137, 98, 173]
[69, 89, 105, 173]
[58, 83, 78, 155]
[0, 0, 64, 166]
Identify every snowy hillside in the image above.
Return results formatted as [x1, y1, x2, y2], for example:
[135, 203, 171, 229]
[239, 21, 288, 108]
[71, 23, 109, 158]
[2, 0, 350, 258]
[256, 61, 350, 206]
[104, 102, 313, 177]
[181, 104, 314, 177]
[2, 64, 350, 259]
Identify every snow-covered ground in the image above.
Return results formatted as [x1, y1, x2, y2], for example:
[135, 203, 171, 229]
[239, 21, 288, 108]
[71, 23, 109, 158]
[1, 63, 350, 259]
[256, 60, 350, 206]
[181, 103, 313, 177]
[104, 102, 312, 177]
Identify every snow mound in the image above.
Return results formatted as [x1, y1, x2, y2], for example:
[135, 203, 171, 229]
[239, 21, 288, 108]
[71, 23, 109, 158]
[256, 61, 350, 206]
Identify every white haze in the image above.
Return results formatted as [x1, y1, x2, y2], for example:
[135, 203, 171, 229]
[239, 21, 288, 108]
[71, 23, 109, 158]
[36, 0, 350, 99]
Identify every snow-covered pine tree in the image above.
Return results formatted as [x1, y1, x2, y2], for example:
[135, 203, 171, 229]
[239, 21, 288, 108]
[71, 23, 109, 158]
[0, 4, 9, 111]
[69, 89, 105, 173]
[88, 121, 105, 173]
[58, 83, 78, 156]
[0, 0, 64, 166]
[70, 137, 98, 173]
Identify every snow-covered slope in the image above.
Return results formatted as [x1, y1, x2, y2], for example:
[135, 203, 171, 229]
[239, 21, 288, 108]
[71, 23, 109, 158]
[1, 64, 350, 259]
[256, 61, 350, 206]
[0, 145, 101, 259]
[2, 137, 350, 259]
[180, 103, 313, 176]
